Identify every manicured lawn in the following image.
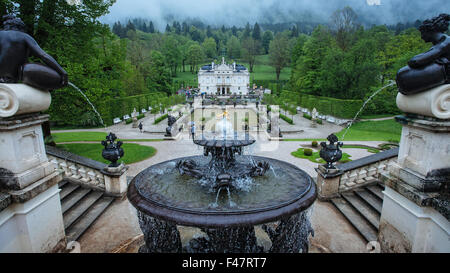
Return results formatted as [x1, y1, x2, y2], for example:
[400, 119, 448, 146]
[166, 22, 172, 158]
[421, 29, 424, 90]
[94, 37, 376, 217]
[358, 114, 396, 119]
[57, 143, 157, 165]
[342, 145, 380, 153]
[284, 119, 402, 142]
[283, 138, 327, 142]
[53, 132, 107, 142]
[291, 148, 352, 164]
[52, 132, 164, 143]
[335, 119, 402, 142]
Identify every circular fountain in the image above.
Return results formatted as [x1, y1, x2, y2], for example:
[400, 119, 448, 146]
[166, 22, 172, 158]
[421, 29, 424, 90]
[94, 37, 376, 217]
[128, 112, 317, 253]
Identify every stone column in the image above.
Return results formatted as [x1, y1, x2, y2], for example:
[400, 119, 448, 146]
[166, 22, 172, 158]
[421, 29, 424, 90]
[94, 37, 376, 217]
[269, 105, 281, 140]
[0, 84, 65, 252]
[378, 84, 450, 253]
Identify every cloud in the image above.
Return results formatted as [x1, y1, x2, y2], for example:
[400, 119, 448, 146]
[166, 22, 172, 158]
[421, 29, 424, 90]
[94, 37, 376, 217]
[100, 0, 449, 30]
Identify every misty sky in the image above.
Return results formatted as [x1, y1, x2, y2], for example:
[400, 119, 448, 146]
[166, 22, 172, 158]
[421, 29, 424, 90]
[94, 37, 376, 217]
[100, 0, 449, 30]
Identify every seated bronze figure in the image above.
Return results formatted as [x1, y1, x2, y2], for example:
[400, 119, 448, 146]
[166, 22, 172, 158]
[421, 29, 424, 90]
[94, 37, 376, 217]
[396, 14, 450, 95]
[0, 14, 68, 90]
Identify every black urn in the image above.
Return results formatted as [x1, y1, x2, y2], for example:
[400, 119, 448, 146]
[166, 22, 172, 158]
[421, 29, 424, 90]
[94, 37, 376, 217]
[319, 134, 343, 169]
[101, 133, 124, 167]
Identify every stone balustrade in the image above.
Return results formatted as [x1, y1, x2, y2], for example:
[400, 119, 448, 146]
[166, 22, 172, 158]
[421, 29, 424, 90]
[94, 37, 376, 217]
[48, 154, 106, 190]
[316, 147, 399, 200]
[46, 145, 128, 196]
[338, 156, 398, 192]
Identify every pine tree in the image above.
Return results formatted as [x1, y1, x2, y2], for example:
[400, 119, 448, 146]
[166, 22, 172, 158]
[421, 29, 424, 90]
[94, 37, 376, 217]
[243, 22, 251, 39]
[252, 22, 261, 41]
[231, 25, 238, 36]
[149, 21, 155, 33]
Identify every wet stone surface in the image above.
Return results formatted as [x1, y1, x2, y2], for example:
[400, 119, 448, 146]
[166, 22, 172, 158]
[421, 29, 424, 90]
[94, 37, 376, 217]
[137, 210, 313, 253]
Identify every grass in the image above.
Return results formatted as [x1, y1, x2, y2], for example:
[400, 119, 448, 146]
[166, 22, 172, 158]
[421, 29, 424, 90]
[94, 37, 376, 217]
[291, 148, 352, 164]
[57, 143, 157, 165]
[284, 119, 402, 142]
[53, 132, 108, 142]
[52, 132, 164, 143]
[342, 145, 380, 153]
[358, 114, 396, 119]
[283, 138, 327, 142]
[335, 119, 402, 142]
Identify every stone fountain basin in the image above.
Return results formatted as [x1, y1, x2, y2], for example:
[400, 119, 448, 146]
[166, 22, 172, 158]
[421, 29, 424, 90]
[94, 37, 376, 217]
[193, 139, 255, 148]
[127, 156, 317, 228]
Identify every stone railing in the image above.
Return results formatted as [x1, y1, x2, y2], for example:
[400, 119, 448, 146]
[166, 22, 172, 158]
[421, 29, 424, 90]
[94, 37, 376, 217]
[316, 148, 399, 200]
[338, 150, 398, 192]
[46, 145, 128, 197]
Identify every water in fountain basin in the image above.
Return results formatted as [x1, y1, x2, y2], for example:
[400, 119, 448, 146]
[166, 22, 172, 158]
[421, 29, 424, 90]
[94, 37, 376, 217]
[68, 82, 106, 128]
[137, 156, 311, 211]
[341, 80, 396, 140]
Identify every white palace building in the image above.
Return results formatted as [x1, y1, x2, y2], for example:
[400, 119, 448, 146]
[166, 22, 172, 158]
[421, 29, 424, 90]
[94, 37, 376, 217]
[198, 57, 250, 95]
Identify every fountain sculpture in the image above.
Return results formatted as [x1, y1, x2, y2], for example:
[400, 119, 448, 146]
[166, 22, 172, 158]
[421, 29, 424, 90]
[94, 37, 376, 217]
[128, 111, 317, 253]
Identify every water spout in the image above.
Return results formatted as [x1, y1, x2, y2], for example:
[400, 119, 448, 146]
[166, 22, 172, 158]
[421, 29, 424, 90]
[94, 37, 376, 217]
[341, 80, 395, 140]
[68, 82, 106, 128]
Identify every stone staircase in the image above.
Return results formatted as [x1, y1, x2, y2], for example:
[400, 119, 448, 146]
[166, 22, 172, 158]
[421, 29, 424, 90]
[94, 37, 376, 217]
[330, 181, 384, 242]
[58, 180, 115, 242]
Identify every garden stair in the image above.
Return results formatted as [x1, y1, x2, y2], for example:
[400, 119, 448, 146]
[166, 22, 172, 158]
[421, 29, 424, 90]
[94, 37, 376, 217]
[58, 180, 115, 242]
[330, 181, 384, 242]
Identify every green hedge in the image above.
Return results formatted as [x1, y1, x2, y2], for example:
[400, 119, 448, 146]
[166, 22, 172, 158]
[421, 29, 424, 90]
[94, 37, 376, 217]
[280, 113, 293, 124]
[154, 113, 168, 124]
[96, 93, 186, 126]
[279, 90, 363, 119]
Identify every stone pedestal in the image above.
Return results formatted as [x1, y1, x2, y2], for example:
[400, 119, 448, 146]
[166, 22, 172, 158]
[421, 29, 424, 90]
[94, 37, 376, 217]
[102, 163, 128, 197]
[378, 105, 450, 252]
[0, 110, 65, 252]
[315, 165, 343, 200]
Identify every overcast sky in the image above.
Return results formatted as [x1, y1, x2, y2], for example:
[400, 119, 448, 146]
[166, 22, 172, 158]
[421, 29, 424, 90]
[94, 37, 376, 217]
[100, 0, 449, 30]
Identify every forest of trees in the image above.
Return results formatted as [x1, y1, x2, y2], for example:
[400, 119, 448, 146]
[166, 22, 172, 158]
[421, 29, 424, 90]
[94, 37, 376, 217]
[0, 1, 438, 124]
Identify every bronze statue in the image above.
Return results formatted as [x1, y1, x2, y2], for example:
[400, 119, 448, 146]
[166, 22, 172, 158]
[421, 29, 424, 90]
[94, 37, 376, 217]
[0, 15, 68, 90]
[396, 14, 450, 95]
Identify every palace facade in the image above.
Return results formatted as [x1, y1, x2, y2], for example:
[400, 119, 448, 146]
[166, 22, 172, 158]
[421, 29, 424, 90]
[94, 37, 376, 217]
[198, 58, 250, 95]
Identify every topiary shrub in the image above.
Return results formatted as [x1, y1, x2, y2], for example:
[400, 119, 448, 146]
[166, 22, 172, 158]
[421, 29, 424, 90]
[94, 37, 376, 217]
[311, 141, 318, 147]
[303, 113, 312, 120]
[316, 119, 323, 125]
[303, 148, 313, 156]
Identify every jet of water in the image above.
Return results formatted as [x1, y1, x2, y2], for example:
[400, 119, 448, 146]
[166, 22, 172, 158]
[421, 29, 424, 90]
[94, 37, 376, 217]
[341, 80, 396, 140]
[68, 82, 106, 128]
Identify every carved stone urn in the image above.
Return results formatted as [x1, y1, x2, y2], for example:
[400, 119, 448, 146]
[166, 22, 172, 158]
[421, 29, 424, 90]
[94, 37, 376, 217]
[319, 134, 343, 169]
[101, 132, 124, 167]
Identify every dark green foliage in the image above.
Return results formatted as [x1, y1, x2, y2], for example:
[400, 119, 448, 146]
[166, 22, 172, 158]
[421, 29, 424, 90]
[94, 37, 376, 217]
[280, 114, 293, 124]
[154, 113, 169, 124]
[303, 148, 313, 156]
[311, 141, 318, 147]
[303, 113, 312, 120]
